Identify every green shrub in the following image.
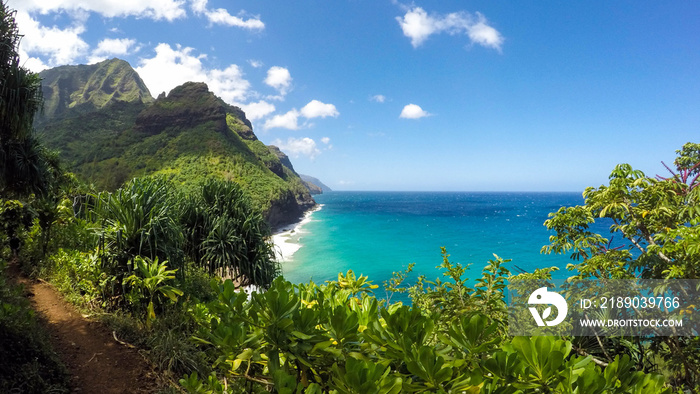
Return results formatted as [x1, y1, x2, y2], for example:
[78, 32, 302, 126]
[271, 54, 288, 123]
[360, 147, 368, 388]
[183, 254, 670, 393]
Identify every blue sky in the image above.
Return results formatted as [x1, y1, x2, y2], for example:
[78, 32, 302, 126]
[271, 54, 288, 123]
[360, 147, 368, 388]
[11, 0, 700, 191]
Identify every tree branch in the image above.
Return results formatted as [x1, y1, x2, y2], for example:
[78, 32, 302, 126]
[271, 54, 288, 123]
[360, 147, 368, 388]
[572, 344, 609, 367]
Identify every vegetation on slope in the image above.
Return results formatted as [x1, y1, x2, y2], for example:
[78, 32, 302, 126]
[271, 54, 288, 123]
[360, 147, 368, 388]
[35, 74, 315, 226]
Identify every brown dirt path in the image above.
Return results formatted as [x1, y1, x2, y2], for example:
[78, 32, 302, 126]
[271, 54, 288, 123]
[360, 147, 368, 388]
[20, 277, 159, 393]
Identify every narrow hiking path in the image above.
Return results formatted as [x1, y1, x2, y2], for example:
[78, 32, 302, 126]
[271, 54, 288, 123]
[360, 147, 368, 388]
[17, 274, 159, 393]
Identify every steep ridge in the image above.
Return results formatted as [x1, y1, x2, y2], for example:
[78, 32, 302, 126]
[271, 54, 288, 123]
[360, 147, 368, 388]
[299, 174, 332, 194]
[35, 59, 315, 227]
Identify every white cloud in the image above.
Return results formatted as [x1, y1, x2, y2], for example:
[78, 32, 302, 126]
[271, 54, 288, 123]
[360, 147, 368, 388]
[264, 99, 339, 130]
[15, 10, 89, 67]
[190, 0, 207, 13]
[13, 0, 187, 21]
[88, 37, 139, 64]
[205, 8, 264, 29]
[190, 0, 264, 29]
[272, 137, 321, 159]
[239, 100, 276, 121]
[400, 103, 430, 119]
[208, 66, 252, 103]
[300, 100, 339, 119]
[371, 94, 386, 103]
[18, 49, 50, 71]
[264, 109, 300, 130]
[264, 66, 292, 96]
[396, 7, 503, 51]
[397, 7, 434, 48]
[468, 18, 503, 50]
[248, 59, 264, 68]
[321, 137, 332, 150]
[135, 43, 251, 103]
[11, 0, 262, 71]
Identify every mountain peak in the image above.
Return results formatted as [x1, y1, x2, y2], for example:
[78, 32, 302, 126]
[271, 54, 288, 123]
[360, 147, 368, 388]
[37, 58, 154, 123]
[133, 81, 255, 141]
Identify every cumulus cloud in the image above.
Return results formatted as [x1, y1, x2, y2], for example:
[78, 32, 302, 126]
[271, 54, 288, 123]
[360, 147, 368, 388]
[135, 43, 251, 103]
[396, 7, 503, 51]
[206, 8, 264, 29]
[18, 50, 49, 71]
[13, 0, 187, 21]
[15, 10, 89, 67]
[468, 19, 504, 50]
[88, 38, 139, 64]
[191, 0, 264, 29]
[264, 66, 292, 96]
[370, 94, 386, 103]
[239, 100, 276, 121]
[264, 99, 340, 130]
[272, 137, 321, 159]
[11, 0, 262, 71]
[264, 109, 300, 130]
[400, 103, 430, 119]
[301, 100, 339, 119]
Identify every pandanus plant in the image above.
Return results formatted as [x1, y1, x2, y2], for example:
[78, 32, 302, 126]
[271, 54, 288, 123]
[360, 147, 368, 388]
[179, 178, 279, 289]
[124, 256, 182, 328]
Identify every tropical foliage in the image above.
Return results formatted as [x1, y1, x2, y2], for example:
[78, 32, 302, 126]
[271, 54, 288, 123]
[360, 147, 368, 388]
[0, 2, 60, 198]
[180, 262, 669, 393]
[1, 1, 698, 392]
[179, 178, 279, 287]
[541, 142, 700, 389]
[90, 177, 184, 279]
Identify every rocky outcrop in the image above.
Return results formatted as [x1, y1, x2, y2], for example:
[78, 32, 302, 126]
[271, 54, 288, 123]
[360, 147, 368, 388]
[266, 145, 297, 177]
[265, 189, 316, 229]
[134, 82, 228, 135]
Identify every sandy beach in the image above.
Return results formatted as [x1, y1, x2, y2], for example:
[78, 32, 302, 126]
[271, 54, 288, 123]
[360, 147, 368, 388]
[272, 205, 322, 262]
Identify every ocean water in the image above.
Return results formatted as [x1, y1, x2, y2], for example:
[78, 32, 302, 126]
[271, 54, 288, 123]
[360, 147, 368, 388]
[280, 191, 588, 289]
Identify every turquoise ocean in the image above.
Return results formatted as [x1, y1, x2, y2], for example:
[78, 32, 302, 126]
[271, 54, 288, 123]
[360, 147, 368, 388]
[281, 191, 591, 290]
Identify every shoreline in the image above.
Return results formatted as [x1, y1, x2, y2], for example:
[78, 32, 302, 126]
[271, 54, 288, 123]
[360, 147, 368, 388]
[271, 204, 322, 263]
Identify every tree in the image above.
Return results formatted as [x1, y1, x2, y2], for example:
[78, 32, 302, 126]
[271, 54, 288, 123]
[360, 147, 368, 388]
[542, 143, 700, 389]
[179, 178, 279, 288]
[0, 0, 58, 198]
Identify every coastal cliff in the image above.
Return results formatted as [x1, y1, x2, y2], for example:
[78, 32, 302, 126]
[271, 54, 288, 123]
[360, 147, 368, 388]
[35, 58, 316, 228]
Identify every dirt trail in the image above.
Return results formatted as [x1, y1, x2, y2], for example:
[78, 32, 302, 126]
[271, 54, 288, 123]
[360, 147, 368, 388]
[20, 276, 158, 393]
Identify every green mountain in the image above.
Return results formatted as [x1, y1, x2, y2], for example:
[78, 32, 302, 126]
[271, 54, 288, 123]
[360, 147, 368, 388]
[36, 58, 154, 123]
[35, 58, 315, 227]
